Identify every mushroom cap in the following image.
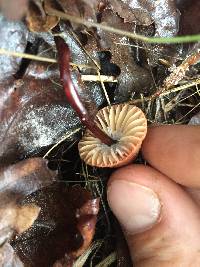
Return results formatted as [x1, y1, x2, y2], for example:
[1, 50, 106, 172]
[78, 103, 147, 168]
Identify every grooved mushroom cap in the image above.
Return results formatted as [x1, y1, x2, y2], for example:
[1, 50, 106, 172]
[78, 103, 147, 168]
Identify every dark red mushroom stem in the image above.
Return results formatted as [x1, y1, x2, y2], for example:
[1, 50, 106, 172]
[55, 36, 115, 146]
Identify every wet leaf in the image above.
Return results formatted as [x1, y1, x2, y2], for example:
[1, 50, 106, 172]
[0, 15, 28, 79]
[109, 0, 180, 37]
[55, 0, 97, 22]
[178, 0, 200, 36]
[0, 157, 56, 266]
[12, 184, 100, 267]
[84, 9, 153, 101]
[0, 62, 80, 166]
[188, 112, 200, 125]
[0, 243, 24, 267]
[0, 157, 57, 205]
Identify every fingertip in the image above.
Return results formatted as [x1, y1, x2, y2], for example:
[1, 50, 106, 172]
[142, 125, 200, 187]
[107, 164, 200, 264]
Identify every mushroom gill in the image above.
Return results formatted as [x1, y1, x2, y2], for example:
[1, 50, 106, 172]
[78, 103, 147, 168]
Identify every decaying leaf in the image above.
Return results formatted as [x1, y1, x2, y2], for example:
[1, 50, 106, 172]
[83, 9, 153, 101]
[27, 0, 59, 32]
[0, 243, 24, 267]
[0, 62, 80, 166]
[108, 0, 180, 37]
[178, 0, 200, 36]
[0, 204, 40, 236]
[0, 157, 56, 266]
[0, 15, 28, 79]
[0, 157, 56, 205]
[55, 0, 97, 23]
[189, 112, 200, 125]
[0, 28, 106, 165]
[12, 184, 100, 267]
[109, 0, 152, 26]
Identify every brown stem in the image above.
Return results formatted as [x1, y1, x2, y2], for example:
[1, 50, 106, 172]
[55, 36, 115, 146]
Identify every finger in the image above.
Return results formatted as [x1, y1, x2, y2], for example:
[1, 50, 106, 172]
[107, 164, 200, 266]
[142, 125, 200, 187]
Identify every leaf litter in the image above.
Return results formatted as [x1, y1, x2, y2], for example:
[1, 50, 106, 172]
[0, 0, 199, 266]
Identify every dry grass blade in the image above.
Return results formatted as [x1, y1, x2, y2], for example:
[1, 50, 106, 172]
[73, 241, 103, 267]
[0, 48, 95, 69]
[95, 252, 116, 267]
[43, 128, 81, 158]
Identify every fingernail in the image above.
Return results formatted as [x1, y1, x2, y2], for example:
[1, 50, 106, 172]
[107, 180, 161, 234]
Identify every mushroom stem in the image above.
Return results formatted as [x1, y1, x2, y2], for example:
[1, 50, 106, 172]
[55, 36, 115, 146]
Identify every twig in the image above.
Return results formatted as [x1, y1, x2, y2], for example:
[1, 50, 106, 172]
[152, 50, 200, 97]
[129, 78, 200, 105]
[0, 48, 117, 83]
[46, 6, 200, 44]
[97, 70, 111, 106]
[81, 75, 117, 83]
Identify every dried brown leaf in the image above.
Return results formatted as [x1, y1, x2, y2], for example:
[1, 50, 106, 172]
[178, 0, 200, 35]
[12, 184, 99, 267]
[84, 9, 153, 101]
[109, 0, 180, 37]
[0, 157, 56, 266]
[0, 157, 56, 206]
[26, 0, 59, 32]
[56, 0, 97, 22]
[0, 204, 40, 235]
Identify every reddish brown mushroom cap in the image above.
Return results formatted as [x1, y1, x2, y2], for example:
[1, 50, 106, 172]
[78, 103, 147, 168]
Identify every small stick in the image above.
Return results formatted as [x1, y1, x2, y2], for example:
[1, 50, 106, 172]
[81, 75, 117, 83]
[152, 50, 200, 98]
[0, 48, 117, 82]
[55, 36, 115, 146]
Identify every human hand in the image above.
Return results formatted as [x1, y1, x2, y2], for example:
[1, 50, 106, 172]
[107, 125, 200, 267]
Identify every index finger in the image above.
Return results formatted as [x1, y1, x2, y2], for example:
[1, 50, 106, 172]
[141, 125, 200, 188]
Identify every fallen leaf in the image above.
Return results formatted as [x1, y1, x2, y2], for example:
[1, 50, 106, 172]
[0, 243, 24, 267]
[178, 0, 200, 36]
[109, 0, 180, 37]
[188, 112, 200, 125]
[55, 0, 97, 22]
[0, 157, 56, 266]
[0, 29, 106, 165]
[12, 184, 100, 267]
[0, 62, 80, 166]
[0, 157, 56, 205]
[27, 0, 59, 32]
[84, 9, 153, 101]
[0, 15, 28, 79]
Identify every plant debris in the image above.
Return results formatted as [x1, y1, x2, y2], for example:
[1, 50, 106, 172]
[11, 184, 99, 267]
[0, 0, 199, 266]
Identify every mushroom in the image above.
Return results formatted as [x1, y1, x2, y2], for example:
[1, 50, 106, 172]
[78, 103, 147, 168]
[55, 37, 147, 168]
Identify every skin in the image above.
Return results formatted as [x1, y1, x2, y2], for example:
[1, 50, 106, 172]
[107, 125, 200, 266]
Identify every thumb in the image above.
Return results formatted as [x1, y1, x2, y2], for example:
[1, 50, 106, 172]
[107, 165, 200, 267]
